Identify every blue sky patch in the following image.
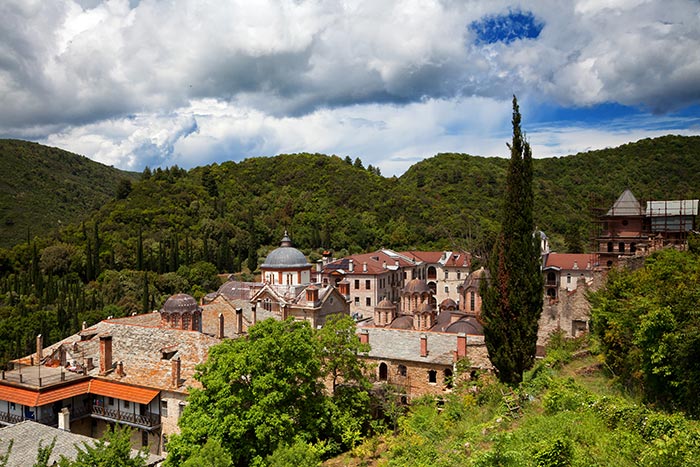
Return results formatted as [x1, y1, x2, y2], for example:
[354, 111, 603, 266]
[470, 10, 544, 45]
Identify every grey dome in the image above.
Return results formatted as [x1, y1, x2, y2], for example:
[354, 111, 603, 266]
[403, 278, 431, 295]
[261, 231, 310, 270]
[162, 293, 199, 314]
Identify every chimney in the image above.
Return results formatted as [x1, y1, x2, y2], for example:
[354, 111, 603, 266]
[235, 308, 243, 334]
[420, 334, 428, 357]
[59, 346, 67, 366]
[338, 280, 350, 297]
[116, 361, 125, 377]
[363, 262, 367, 272]
[82, 321, 87, 331]
[306, 286, 319, 304]
[383, 261, 387, 269]
[218, 313, 224, 339]
[58, 407, 70, 432]
[349, 259, 354, 272]
[573, 260, 579, 270]
[36, 334, 43, 365]
[456, 333, 467, 359]
[99, 336, 113, 374]
[359, 329, 369, 345]
[171, 358, 181, 387]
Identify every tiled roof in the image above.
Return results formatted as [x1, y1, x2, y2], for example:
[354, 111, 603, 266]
[0, 421, 163, 467]
[43, 313, 222, 394]
[544, 253, 595, 271]
[323, 249, 416, 276]
[89, 379, 159, 405]
[361, 327, 466, 365]
[36, 380, 90, 406]
[0, 384, 42, 406]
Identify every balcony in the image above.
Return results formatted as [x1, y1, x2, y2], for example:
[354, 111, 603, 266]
[91, 405, 160, 429]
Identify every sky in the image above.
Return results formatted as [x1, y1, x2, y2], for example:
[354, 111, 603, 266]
[1, 0, 699, 176]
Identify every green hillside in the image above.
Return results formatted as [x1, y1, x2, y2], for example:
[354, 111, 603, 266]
[326, 336, 700, 466]
[0, 139, 139, 248]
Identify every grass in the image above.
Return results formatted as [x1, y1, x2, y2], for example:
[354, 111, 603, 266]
[326, 336, 700, 467]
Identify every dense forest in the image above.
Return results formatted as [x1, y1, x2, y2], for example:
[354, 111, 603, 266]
[0, 135, 698, 365]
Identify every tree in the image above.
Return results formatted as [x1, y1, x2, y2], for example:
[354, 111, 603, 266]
[317, 314, 370, 394]
[164, 319, 327, 466]
[480, 96, 543, 385]
[57, 425, 147, 467]
[181, 439, 232, 467]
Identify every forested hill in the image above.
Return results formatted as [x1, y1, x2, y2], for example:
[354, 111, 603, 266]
[0, 140, 138, 248]
[1, 134, 699, 260]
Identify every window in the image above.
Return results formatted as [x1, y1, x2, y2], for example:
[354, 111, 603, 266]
[398, 365, 407, 376]
[108, 397, 114, 406]
[379, 363, 388, 381]
[566, 274, 571, 284]
[457, 271, 461, 280]
[354, 297, 360, 305]
[607, 242, 613, 252]
[354, 280, 359, 290]
[161, 400, 168, 418]
[444, 271, 449, 280]
[619, 242, 625, 253]
[470, 292, 475, 312]
[124, 400, 130, 409]
[444, 286, 449, 293]
[366, 297, 371, 307]
[263, 298, 272, 312]
[365, 279, 371, 290]
[10, 402, 15, 410]
[428, 370, 437, 384]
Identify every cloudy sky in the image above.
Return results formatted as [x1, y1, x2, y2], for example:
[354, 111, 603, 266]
[2, 0, 699, 176]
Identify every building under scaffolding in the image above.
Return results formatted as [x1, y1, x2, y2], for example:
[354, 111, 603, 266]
[595, 189, 699, 267]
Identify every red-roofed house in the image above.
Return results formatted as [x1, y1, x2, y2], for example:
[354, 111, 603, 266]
[542, 253, 598, 300]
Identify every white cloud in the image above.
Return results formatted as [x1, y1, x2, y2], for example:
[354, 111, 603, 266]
[0, 0, 698, 173]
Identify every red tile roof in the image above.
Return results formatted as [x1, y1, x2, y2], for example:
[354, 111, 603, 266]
[37, 380, 90, 406]
[89, 379, 159, 405]
[544, 253, 596, 270]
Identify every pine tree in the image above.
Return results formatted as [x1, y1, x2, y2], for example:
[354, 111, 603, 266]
[480, 96, 543, 385]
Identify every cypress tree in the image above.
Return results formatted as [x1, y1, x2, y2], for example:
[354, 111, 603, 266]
[480, 96, 543, 385]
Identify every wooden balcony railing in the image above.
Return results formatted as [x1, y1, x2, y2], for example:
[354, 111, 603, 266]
[91, 405, 160, 428]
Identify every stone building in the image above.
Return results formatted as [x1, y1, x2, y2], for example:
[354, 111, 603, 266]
[0, 296, 223, 456]
[356, 276, 490, 400]
[542, 253, 597, 300]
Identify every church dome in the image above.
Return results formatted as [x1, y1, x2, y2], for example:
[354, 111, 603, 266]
[376, 298, 395, 310]
[403, 278, 431, 295]
[261, 231, 310, 269]
[440, 298, 458, 310]
[162, 293, 199, 314]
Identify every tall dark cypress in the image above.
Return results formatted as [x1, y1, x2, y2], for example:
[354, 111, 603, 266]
[480, 96, 543, 385]
[137, 226, 143, 271]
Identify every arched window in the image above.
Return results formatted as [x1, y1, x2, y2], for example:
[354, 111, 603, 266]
[427, 266, 437, 280]
[379, 362, 388, 381]
[398, 365, 407, 377]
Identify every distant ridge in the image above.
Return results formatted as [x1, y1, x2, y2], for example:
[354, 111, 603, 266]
[0, 139, 138, 248]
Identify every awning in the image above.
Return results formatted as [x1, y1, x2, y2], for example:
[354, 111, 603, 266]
[89, 380, 159, 405]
